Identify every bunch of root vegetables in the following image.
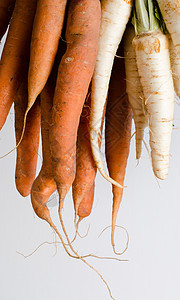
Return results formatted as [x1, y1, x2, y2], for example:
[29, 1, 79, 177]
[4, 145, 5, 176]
[0, 0, 180, 298]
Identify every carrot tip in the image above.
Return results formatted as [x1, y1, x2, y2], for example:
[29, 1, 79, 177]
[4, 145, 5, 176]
[111, 225, 129, 256]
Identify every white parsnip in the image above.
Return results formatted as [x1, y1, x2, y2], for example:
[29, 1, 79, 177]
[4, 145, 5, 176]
[124, 25, 147, 159]
[90, 0, 132, 188]
[157, 0, 180, 55]
[133, 30, 175, 179]
[169, 35, 180, 98]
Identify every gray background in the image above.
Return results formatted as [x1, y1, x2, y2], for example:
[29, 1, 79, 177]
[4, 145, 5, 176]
[0, 33, 180, 300]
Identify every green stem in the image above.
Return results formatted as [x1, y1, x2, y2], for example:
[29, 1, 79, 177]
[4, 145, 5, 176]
[132, 0, 165, 35]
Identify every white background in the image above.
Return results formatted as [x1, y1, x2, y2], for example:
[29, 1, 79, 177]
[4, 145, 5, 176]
[0, 34, 180, 300]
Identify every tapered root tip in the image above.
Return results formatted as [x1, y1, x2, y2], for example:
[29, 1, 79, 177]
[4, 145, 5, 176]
[16, 175, 35, 197]
[91, 130, 126, 188]
[136, 147, 142, 161]
[135, 127, 146, 160]
[57, 183, 72, 211]
[151, 151, 169, 180]
[153, 169, 168, 180]
[16, 184, 31, 198]
[111, 223, 129, 256]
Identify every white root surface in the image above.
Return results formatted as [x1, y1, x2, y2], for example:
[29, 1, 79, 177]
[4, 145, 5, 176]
[124, 25, 147, 160]
[157, 0, 180, 55]
[133, 30, 175, 180]
[169, 35, 180, 98]
[90, 0, 132, 187]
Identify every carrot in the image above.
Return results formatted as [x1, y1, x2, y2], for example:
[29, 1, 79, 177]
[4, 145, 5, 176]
[31, 57, 115, 300]
[0, 0, 15, 40]
[0, 0, 37, 130]
[31, 71, 57, 225]
[124, 25, 147, 160]
[132, 0, 175, 180]
[90, 0, 132, 188]
[77, 183, 95, 221]
[48, 8, 118, 292]
[50, 0, 101, 213]
[31, 38, 66, 223]
[31, 76, 87, 259]
[27, 0, 67, 115]
[157, 0, 180, 55]
[14, 79, 41, 197]
[5, 0, 67, 156]
[105, 45, 132, 254]
[72, 85, 106, 223]
[72, 91, 97, 222]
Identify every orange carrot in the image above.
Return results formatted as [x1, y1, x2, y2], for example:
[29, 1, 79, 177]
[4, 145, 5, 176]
[77, 183, 95, 221]
[27, 0, 67, 114]
[14, 79, 41, 197]
[30, 74, 83, 260]
[72, 91, 97, 221]
[50, 0, 101, 212]
[30, 39, 65, 223]
[32, 81, 114, 298]
[31, 72, 57, 224]
[0, 0, 15, 40]
[72, 87, 106, 222]
[30, 52, 94, 258]
[105, 46, 132, 254]
[30, 35, 117, 298]
[0, 0, 37, 130]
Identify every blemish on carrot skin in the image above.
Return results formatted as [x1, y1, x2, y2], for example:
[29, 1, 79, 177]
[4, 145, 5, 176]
[65, 57, 74, 63]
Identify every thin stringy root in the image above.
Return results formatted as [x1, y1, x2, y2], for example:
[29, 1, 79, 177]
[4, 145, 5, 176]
[58, 204, 119, 300]
[49, 219, 92, 260]
[76, 218, 90, 239]
[18, 196, 127, 300]
[16, 241, 60, 258]
[98, 225, 129, 256]
[0, 109, 28, 159]
[16, 239, 128, 262]
[111, 226, 129, 255]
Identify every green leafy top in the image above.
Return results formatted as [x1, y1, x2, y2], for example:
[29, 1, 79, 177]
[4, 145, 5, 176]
[132, 0, 168, 35]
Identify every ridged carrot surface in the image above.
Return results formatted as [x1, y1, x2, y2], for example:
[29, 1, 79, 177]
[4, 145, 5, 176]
[50, 0, 101, 212]
[105, 46, 132, 254]
[15, 79, 41, 197]
[0, 0, 37, 129]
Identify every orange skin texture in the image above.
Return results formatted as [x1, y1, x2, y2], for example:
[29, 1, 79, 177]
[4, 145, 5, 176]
[50, 0, 101, 205]
[31, 37, 68, 223]
[28, 0, 67, 105]
[0, 0, 15, 40]
[14, 79, 41, 197]
[72, 91, 97, 219]
[30, 42, 66, 223]
[105, 46, 132, 249]
[72, 88, 105, 220]
[77, 183, 95, 219]
[31, 70, 57, 224]
[0, 0, 37, 130]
